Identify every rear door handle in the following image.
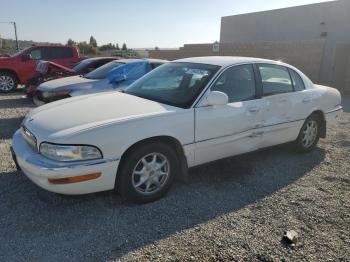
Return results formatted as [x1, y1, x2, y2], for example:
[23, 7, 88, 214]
[303, 97, 312, 103]
[248, 107, 260, 113]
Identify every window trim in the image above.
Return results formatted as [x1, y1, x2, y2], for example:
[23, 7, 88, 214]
[288, 68, 306, 92]
[194, 61, 310, 108]
[210, 63, 259, 104]
[287, 68, 295, 92]
[255, 63, 295, 97]
[195, 62, 263, 108]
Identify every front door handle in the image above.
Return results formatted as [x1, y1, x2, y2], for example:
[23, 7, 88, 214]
[249, 131, 264, 138]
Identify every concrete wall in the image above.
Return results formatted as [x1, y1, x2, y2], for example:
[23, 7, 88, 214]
[346, 61, 350, 95]
[149, 39, 325, 82]
[220, 0, 350, 86]
[333, 43, 350, 94]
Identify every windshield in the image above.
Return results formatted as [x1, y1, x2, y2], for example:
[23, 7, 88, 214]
[84, 61, 123, 79]
[125, 62, 220, 108]
[73, 59, 93, 73]
[10, 47, 30, 57]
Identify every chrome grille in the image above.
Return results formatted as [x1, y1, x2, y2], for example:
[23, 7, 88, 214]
[21, 125, 37, 150]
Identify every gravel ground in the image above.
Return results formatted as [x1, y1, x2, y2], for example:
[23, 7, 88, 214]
[0, 92, 349, 262]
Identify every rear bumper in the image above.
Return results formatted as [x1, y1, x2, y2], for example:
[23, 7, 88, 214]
[325, 107, 342, 127]
[12, 130, 120, 195]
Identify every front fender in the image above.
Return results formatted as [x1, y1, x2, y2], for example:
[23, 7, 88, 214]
[49, 109, 195, 161]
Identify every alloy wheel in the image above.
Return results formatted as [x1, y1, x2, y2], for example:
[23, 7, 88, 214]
[132, 153, 170, 195]
[0, 75, 15, 91]
[301, 120, 318, 148]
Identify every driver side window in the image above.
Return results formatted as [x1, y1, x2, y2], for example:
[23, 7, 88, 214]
[29, 48, 42, 60]
[211, 64, 256, 103]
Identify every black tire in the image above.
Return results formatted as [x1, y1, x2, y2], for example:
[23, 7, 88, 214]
[117, 142, 179, 204]
[294, 114, 321, 153]
[0, 71, 18, 93]
[32, 95, 45, 106]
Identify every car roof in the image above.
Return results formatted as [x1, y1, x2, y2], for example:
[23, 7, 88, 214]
[115, 58, 168, 64]
[30, 45, 75, 48]
[174, 56, 285, 67]
[83, 57, 117, 61]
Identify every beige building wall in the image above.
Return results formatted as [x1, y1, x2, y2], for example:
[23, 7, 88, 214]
[332, 43, 350, 94]
[220, 0, 350, 86]
[149, 39, 326, 83]
[346, 62, 350, 95]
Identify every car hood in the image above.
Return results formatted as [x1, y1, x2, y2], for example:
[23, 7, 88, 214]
[0, 56, 12, 61]
[24, 92, 177, 142]
[37, 75, 108, 92]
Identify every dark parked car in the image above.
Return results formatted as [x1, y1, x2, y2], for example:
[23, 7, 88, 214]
[72, 57, 118, 75]
[26, 57, 118, 96]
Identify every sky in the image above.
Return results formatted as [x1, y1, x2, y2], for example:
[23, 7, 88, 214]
[0, 0, 335, 48]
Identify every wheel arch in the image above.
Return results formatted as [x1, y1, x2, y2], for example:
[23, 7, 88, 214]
[117, 135, 189, 184]
[0, 69, 20, 82]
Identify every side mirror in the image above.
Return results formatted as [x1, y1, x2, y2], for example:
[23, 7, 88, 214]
[21, 54, 30, 62]
[206, 91, 228, 106]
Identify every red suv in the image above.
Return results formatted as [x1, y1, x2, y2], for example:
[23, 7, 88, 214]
[0, 45, 83, 92]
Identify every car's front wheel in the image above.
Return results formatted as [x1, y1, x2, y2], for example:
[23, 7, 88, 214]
[32, 95, 45, 106]
[117, 142, 179, 204]
[295, 114, 321, 152]
[0, 72, 18, 93]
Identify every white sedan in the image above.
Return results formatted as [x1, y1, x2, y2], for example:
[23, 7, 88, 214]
[12, 57, 342, 203]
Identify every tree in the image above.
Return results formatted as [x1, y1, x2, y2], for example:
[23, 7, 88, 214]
[116, 44, 120, 50]
[66, 38, 76, 46]
[2, 39, 12, 49]
[100, 43, 115, 51]
[78, 41, 98, 55]
[89, 36, 97, 47]
[122, 43, 127, 51]
[155, 46, 159, 50]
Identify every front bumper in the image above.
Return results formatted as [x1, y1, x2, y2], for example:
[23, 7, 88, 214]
[35, 90, 71, 104]
[12, 130, 120, 195]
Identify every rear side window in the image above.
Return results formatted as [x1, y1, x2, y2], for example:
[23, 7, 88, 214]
[47, 47, 73, 59]
[289, 69, 305, 91]
[211, 64, 256, 103]
[258, 64, 293, 96]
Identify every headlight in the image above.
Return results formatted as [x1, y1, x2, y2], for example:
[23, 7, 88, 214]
[40, 143, 102, 162]
[41, 90, 70, 99]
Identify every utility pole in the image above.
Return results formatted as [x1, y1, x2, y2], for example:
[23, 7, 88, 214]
[0, 21, 19, 50]
[12, 22, 19, 50]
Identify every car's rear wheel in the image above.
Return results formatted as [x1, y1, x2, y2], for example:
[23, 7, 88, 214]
[0, 72, 18, 93]
[295, 114, 321, 152]
[117, 142, 179, 204]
